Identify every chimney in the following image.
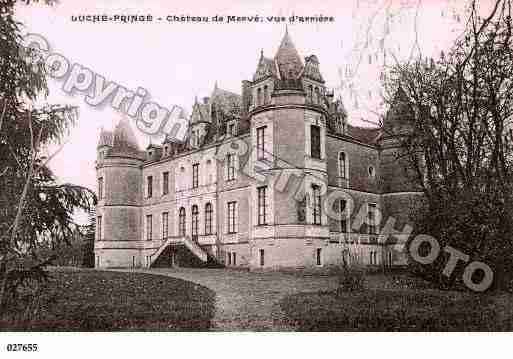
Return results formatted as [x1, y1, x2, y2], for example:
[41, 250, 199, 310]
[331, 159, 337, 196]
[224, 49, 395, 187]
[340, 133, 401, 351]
[242, 80, 252, 115]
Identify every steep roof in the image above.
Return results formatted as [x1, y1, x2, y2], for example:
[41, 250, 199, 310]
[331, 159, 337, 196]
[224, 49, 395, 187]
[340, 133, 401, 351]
[303, 55, 325, 83]
[211, 84, 242, 117]
[253, 51, 278, 82]
[112, 117, 140, 152]
[191, 98, 211, 124]
[346, 125, 382, 145]
[274, 28, 304, 80]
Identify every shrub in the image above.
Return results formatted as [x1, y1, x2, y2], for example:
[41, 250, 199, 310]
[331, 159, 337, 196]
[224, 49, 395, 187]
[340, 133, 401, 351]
[329, 264, 365, 295]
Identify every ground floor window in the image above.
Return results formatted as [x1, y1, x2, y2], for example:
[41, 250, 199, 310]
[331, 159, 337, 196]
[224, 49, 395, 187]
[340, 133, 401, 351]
[232, 252, 237, 266]
[316, 248, 322, 266]
[370, 250, 378, 265]
[259, 249, 265, 267]
[179, 207, 186, 236]
[227, 252, 232, 266]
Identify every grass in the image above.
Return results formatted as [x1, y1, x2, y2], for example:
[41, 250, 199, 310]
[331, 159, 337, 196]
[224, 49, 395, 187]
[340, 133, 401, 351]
[280, 288, 513, 331]
[0, 269, 216, 331]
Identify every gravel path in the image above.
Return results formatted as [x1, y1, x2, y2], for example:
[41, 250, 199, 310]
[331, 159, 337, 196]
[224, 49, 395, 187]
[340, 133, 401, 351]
[124, 268, 338, 331]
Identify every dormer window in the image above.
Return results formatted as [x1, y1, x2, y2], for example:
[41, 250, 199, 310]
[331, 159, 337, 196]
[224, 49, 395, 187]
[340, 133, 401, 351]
[164, 146, 169, 156]
[148, 151, 153, 158]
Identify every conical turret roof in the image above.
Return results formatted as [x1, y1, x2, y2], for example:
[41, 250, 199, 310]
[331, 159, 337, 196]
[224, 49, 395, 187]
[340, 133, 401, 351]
[112, 117, 140, 151]
[274, 28, 303, 80]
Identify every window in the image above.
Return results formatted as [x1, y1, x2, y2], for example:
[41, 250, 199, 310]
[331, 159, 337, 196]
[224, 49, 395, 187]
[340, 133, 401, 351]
[310, 125, 321, 159]
[233, 252, 237, 266]
[338, 152, 347, 179]
[191, 205, 199, 238]
[368, 166, 376, 178]
[227, 153, 236, 181]
[370, 251, 378, 265]
[98, 177, 104, 200]
[312, 185, 322, 225]
[263, 85, 269, 104]
[316, 248, 322, 266]
[205, 203, 213, 235]
[227, 201, 237, 234]
[163, 172, 169, 195]
[162, 212, 169, 239]
[340, 199, 348, 232]
[191, 129, 201, 147]
[368, 203, 378, 234]
[257, 186, 268, 225]
[308, 84, 313, 102]
[227, 252, 232, 266]
[257, 88, 262, 106]
[228, 123, 235, 136]
[315, 87, 320, 104]
[147, 176, 153, 198]
[146, 215, 152, 241]
[179, 207, 186, 236]
[259, 249, 265, 267]
[256, 126, 267, 160]
[388, 252, 393, 267]
[97, 216, 102, 240]
[192, 163, 199, 189]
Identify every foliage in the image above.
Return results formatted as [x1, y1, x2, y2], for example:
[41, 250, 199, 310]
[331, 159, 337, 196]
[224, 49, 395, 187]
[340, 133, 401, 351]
[280, 288, 512, 331]
[0, 0, 96, 321]
[0, 269, 216, 331]
[329, 253, 365, 294]
[383, 0, 513, 291]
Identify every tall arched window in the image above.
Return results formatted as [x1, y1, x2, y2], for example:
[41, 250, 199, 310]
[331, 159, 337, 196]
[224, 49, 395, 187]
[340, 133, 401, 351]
[315, 87, 320, 104]
[308, 85, 313, 102]
[339, 152, 347, 179]
[179, 207, 186, 236]
[191, 205, 199, 238]
[205, 203, 213, 235]
[263, 85, 269, 104]
[257, 88, 262, 106]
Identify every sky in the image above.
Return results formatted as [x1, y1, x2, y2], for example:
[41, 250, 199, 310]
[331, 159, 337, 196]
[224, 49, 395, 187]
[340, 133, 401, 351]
[12, 0, 479, 220]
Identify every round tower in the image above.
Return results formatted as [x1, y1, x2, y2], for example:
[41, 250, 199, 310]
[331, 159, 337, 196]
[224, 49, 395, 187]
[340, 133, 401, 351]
[94, 117, 144, 268]
[247, 29, 330, 269]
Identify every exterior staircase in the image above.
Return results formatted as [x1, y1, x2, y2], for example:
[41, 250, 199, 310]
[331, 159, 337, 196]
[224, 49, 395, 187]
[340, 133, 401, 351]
[150, 236, 208, 268]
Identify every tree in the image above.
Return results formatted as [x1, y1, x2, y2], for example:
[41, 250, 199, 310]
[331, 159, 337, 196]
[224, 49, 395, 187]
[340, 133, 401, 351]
[81, 209, 96, 268]
[0, 0, 96, 322]
[383, 0, 513, 290]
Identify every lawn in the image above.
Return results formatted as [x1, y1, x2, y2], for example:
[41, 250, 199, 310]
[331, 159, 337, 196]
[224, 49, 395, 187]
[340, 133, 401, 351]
[280, 288, 513, 331]
[0, 269, 216, 331]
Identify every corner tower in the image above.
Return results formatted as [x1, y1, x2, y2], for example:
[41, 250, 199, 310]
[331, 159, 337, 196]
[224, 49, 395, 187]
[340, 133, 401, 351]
[247, 29, 331, 269]
[94, 117, 145, 268]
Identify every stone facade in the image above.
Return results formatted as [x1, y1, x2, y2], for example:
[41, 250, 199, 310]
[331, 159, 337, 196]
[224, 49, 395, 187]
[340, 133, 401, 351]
[94, 30, 423, 270]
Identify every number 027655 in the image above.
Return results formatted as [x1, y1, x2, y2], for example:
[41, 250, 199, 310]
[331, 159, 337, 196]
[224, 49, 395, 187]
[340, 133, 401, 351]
[6, 344, 38, 352]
